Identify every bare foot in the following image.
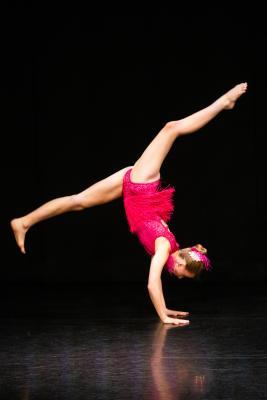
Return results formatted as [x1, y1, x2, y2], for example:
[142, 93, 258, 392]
[223, 82, 248, 109]
[10, 218, 29, 254]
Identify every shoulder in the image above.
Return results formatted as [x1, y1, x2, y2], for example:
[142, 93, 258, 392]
[155, 236, 171, 253]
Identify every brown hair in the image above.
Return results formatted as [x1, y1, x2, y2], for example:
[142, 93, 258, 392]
[180, 244, 208, 278]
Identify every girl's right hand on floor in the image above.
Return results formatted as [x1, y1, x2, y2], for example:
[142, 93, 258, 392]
[162, 316, 190, 326]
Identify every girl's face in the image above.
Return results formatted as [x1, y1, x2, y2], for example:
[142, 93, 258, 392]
[174, 252, 195, 279]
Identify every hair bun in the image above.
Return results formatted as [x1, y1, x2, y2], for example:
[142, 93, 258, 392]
[194, 244, 207, 254]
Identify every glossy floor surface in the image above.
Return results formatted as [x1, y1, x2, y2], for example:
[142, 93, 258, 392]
[0, 282, 266, 399]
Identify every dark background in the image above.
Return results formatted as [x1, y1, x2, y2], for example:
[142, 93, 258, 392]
[1, 4, 266, 288]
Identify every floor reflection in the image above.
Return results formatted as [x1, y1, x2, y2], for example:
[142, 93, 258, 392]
[0, 285, 266, 399]
[149, 323, 211, 399]
[0, 318, 213, 399]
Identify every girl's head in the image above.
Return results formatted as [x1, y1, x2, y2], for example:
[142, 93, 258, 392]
[173, 244, 211, 279]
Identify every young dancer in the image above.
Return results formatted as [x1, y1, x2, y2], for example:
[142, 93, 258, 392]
[11, 83, 248, 325]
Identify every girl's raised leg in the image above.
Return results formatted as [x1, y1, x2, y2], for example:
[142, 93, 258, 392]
[131, 83, 247, 183]
[10, 166, 132, 254]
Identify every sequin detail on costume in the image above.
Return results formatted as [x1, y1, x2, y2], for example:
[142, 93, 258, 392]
[136, 220, 179, 272]
[122, 168, 179, 273]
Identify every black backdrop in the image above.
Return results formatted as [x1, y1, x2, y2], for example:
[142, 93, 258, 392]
[1, 5, 266, 286]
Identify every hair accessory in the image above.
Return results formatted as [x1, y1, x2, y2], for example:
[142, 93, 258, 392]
[189, 247, 212, 271]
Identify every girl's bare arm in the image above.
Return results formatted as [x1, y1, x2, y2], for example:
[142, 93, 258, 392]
[147, 237, 190, 325]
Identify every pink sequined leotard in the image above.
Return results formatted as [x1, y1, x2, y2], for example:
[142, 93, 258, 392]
[122, 168, 179, 273]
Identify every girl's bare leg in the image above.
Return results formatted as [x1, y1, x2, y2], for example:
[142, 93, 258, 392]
[131, 82, 247, 182]
[10, 166, 132, 253]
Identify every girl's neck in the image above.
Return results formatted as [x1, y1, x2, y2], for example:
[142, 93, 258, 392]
[171, 249, 179, 261]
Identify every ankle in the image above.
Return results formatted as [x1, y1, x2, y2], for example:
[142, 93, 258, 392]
[21, 217, 30, 230]
[214, 95, 230, 111]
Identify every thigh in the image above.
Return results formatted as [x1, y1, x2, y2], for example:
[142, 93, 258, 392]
[76, 166, 132, 207]
[130, 123, 177, 183]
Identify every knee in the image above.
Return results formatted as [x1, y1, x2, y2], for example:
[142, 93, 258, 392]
[163, 120, 181, 132]
[162, 120, 183, 137]
[71, 194, 86, 211]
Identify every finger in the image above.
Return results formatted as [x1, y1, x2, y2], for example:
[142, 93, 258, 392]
[174, 319, 190, 324]
[173, 314, 188, 318]
[168, 310, 189, 316]
[173, 320, 190, 326]
[168, 310, 189, 315]
[167, 311, 177, 316]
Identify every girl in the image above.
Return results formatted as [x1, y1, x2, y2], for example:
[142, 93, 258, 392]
[11, 83, 247, 325]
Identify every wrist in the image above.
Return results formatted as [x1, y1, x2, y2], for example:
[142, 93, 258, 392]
[160, 312, 168, 322]
[161, 315, 169, 323]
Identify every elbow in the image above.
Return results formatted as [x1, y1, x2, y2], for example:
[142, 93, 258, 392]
[147, 281, 158, 292]
[147, 283, 153, 292]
